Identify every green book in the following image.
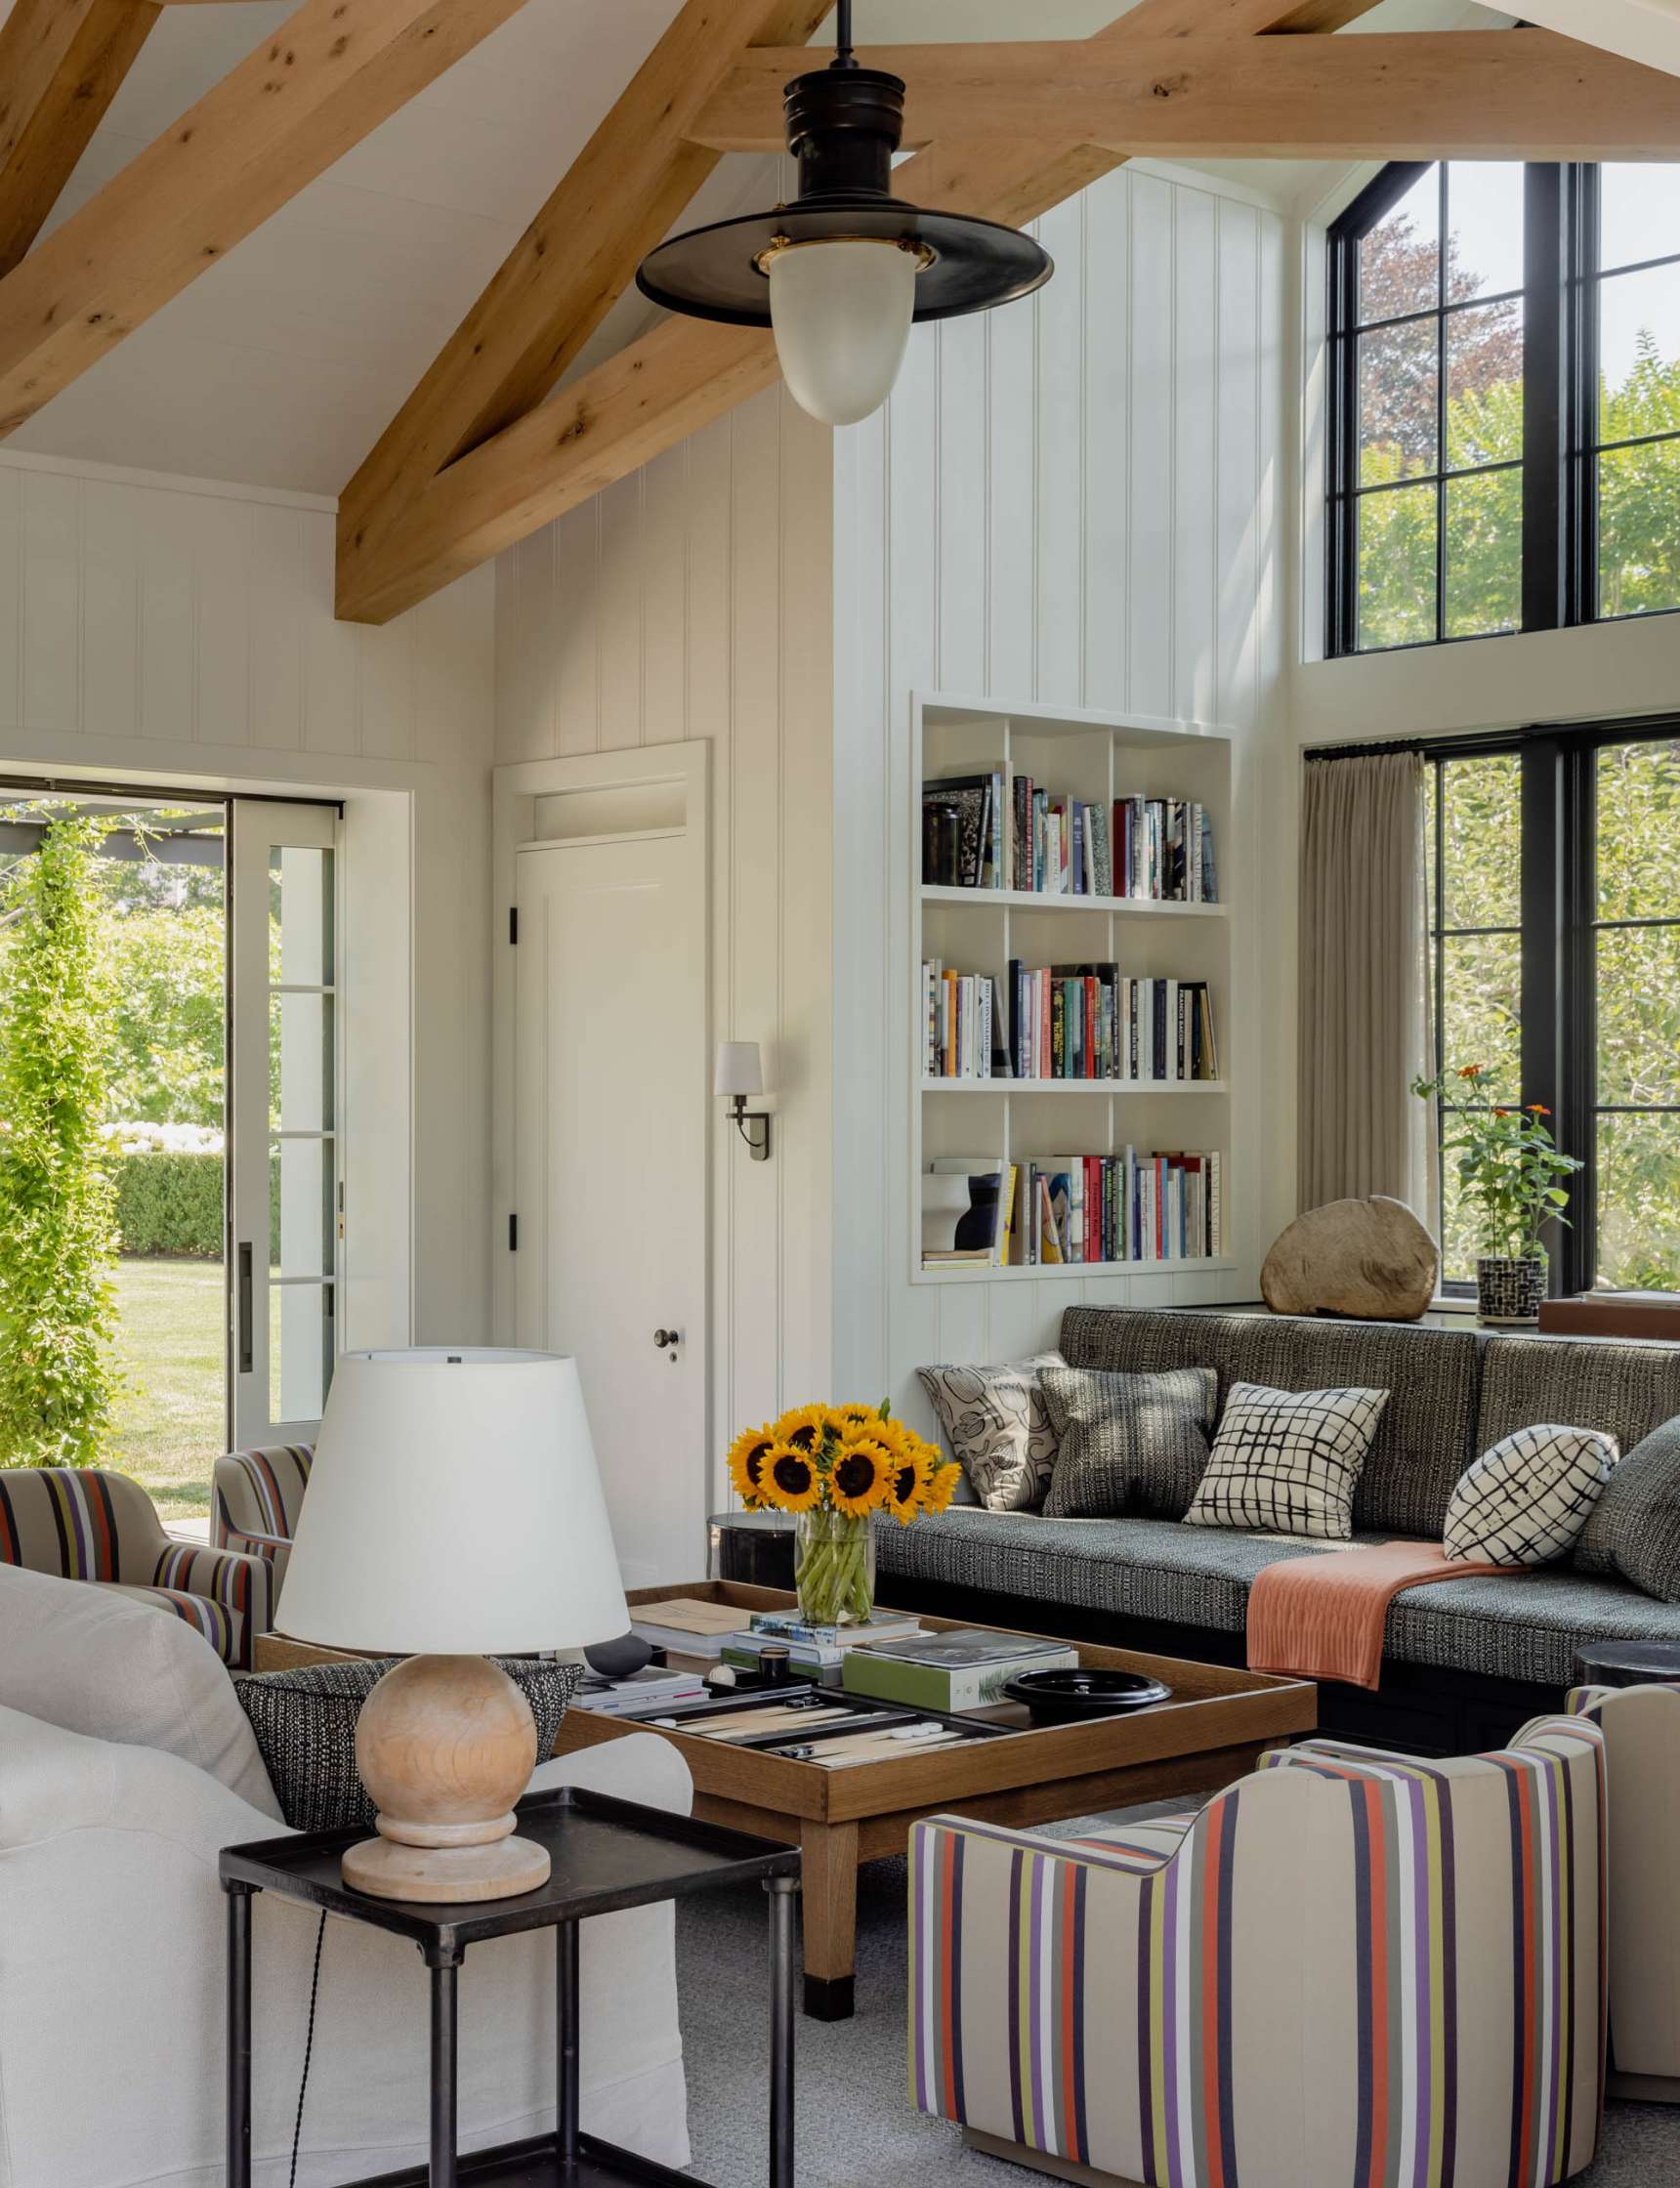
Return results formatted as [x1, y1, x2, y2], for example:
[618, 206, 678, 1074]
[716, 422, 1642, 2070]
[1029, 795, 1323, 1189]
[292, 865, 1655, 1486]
[842, 1640, 1078, 1712]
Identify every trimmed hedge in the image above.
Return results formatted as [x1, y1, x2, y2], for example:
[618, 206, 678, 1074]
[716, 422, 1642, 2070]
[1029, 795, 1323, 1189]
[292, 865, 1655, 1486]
[113, 1150, 223, 1258]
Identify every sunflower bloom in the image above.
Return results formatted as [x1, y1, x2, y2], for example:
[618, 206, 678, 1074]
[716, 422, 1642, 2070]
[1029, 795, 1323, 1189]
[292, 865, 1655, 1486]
[832, 1402, 880, 1436]
[761, 1442, 820, 1513]
[921, 1461, 964, 1516]
[828, 1438, 892, 1517]
[727, 1424, 777, 1508]
[773, 1403, 832, 1456]
[885, 1446, 935, 1524]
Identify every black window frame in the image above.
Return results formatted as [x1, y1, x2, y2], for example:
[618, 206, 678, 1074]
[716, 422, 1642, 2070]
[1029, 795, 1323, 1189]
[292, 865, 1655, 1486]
[1327, 158, 1680, 657]
[1399, 716, 1680, 1298]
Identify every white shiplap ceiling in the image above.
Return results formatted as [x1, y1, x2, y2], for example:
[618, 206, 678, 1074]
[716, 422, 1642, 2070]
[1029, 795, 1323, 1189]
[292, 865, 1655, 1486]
[0, 0, 1525, 495]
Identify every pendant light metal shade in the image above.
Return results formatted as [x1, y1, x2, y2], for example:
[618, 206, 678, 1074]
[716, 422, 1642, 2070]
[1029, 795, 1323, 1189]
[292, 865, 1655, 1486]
[636, 21, 1052, 425]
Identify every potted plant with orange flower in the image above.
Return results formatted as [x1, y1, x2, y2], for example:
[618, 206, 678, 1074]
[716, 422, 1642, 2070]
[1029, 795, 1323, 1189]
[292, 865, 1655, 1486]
[1412, 1064, 1582, 1325]
[726, 1403, 961, 1627]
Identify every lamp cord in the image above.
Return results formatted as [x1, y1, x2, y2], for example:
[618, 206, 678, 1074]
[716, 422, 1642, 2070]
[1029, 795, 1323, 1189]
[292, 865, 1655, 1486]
[289, 1914, 327, 2188]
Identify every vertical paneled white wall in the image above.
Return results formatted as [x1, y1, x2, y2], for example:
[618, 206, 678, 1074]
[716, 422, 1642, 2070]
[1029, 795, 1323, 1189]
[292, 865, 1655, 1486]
[832, 168, 1291, 1430]
[0, 452, 497, 1345]
[491, 385, 835, 1483]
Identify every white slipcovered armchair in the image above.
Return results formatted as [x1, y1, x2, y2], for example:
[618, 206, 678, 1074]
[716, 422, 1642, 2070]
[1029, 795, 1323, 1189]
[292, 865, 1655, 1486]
[0, 1564, 690, 2187]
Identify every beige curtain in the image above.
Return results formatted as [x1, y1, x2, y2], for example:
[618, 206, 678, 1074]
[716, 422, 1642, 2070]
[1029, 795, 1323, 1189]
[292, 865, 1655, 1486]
[1297, 748, 1436, 1222]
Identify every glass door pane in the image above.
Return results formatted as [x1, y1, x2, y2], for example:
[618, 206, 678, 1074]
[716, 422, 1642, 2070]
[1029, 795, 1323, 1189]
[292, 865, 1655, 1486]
[231, 803, 339, 1447]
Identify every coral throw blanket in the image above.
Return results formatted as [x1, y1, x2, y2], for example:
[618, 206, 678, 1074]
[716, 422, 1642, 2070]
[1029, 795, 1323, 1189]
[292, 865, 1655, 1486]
[1247, 1540, 1513, 1691]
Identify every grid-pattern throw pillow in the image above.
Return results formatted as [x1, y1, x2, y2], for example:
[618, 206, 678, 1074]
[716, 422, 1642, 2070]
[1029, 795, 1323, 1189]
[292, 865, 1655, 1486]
[1184, 1382, 1390, 1541]
[1445, 1424, 1617, 1568]
[915, 1355, 1064, 1512]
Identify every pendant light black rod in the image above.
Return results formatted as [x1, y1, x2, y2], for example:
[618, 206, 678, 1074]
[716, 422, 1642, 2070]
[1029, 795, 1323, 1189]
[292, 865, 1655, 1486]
[833, 0, 857, 67]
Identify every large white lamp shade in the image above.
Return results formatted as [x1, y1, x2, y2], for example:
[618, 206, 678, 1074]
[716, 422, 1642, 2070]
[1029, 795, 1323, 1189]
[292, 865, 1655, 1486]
[279, 1347, 628, 1656]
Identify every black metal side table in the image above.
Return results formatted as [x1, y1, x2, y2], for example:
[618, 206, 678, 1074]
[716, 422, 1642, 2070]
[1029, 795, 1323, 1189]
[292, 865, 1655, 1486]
[1573, 1638, 1680, 1690]
[221, 1783, 801, 2188]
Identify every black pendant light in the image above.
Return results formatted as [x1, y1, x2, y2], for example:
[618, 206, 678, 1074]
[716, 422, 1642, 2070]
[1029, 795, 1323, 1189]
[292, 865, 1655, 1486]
[635, 1, 1053, 426]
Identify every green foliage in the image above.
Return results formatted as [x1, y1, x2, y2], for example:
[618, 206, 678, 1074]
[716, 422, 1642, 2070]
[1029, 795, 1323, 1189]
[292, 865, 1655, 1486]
[100, 903, 225, 1126]
[1413, 1066, 1581, 1262]
[0, 815, 122, 1466]
[111, 1151, 223, 1258]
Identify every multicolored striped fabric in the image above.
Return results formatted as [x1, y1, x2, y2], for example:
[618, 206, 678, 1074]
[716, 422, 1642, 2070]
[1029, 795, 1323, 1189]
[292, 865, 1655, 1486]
[909, 1721, 1606, 2188]
[152, 1540, 270, 1668]
[1562, 1683, 1680, 2089]
[0, 1466, 270, 1669]
[211, 1444, 312, 1599]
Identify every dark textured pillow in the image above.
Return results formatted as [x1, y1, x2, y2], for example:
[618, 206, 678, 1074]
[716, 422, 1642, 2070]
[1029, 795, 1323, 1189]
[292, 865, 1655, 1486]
[1039, 1366, 1218, 1520]
[1575, 1414, 1680, 1601]
[233, 1657, 580, 1833]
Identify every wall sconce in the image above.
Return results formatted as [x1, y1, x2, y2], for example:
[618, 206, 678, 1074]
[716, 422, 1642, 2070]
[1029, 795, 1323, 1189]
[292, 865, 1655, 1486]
[715, 1041, 772, 1161]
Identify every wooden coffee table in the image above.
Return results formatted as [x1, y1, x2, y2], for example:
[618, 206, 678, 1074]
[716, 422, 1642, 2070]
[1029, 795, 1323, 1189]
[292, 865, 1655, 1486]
[554, 1579, 1316, 2020]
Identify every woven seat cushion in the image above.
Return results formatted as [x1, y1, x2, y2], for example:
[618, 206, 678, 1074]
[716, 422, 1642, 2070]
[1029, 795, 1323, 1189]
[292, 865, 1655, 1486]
[875, 1509, 1680, 1685]
[1059, 1308, 1483, 1537]
[234, 1657, 582, 1832]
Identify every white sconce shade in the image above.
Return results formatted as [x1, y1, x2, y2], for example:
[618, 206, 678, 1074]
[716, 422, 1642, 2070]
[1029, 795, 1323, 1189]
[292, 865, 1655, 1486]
[768, 237, 918, 427]
[714, 1040, 764, 1098]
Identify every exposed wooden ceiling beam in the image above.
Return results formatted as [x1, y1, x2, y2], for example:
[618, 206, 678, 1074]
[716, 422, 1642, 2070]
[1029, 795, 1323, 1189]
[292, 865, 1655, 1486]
[338, 0, 830, 598]
[329, 0, 1412, 623]
[692, 31, 1680, 160]
[0, 0, 537, 440]
[0, 0, 159, 279]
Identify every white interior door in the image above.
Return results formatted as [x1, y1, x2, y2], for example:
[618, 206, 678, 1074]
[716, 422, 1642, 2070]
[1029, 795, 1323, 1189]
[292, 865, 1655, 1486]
[230, 800, 340, 1449]
[513, 811, 707, 1587]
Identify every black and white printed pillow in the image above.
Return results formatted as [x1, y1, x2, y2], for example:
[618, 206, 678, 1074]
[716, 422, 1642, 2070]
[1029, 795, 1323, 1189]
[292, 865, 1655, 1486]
[1445, 1424, 1617, 1568]
[1184, 1382, 1390, 1542]
[915, 1355, 1064, 1513]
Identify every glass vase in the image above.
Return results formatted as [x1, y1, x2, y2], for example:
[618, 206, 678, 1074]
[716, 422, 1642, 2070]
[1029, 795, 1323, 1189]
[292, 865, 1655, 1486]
[793, 1507, 876, 1628]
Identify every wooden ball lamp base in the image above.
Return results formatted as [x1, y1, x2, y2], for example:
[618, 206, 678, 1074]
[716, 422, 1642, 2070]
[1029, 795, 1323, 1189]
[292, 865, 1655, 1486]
[344, 1653, 549, 1904]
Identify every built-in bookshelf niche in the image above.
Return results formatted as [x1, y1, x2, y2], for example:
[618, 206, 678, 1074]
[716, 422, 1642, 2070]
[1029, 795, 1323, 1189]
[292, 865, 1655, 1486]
[912, 693, 1237, 1285]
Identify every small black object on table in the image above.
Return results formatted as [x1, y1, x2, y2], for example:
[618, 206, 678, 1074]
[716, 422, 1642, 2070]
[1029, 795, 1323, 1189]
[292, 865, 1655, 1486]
[1573, 1638, 1680, 1691]
[220, 1783, 801, 2188]
[709, 1508, 796, 1590]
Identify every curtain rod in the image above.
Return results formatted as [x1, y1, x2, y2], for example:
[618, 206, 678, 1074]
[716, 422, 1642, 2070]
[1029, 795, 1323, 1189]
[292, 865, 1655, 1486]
[1308, 713, 1680, 765]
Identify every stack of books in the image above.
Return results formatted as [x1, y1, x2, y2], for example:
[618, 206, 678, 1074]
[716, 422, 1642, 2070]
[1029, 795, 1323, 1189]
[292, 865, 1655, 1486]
[1006, 962, 1218, 1082]
[721, 1608, 927, 1683]
[1010, 1150, 1223, 1267]
[842, 1629, 1079, 1711]
[921, 959, 999, 1079]
[572, 1664, 707, 1716]
[921, 770, 1005, 889]
[923, 771, 1218, 905]
[629, 1596, 756, 1662]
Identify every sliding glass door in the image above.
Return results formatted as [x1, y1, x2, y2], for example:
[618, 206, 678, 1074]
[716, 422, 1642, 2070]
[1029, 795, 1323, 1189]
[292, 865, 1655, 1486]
[230, 801, 340, 1448]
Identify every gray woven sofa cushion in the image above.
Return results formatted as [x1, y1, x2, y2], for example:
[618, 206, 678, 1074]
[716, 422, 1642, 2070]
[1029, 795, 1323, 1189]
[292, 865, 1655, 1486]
[1474, 1334, 1680, 1457]
[875, 1510, 1680, 1686]
[1059, 1307, 1485, 1538]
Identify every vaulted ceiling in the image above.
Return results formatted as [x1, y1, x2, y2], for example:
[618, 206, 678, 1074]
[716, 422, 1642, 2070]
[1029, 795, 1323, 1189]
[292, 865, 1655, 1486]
[0, 0, 1674, 623]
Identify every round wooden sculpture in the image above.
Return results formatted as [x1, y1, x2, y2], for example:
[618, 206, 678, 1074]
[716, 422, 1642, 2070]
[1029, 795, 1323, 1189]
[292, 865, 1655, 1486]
[344, 1653, 548, 1903]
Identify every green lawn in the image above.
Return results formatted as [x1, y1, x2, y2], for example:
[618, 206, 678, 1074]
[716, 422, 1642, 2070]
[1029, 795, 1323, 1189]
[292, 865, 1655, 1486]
[108, 1256, 225, 1521]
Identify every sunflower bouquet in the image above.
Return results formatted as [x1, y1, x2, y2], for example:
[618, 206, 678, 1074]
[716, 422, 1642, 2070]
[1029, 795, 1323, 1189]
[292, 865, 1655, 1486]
[727, 1403, 962, 1628]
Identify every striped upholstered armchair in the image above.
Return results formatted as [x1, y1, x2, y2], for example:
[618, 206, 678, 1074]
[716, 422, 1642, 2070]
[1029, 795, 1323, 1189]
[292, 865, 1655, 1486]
[1568, 1681, 1680, 2101]
[909, 1717, 1606, 2188]
[0, 1467, 273, 1668]
[210, 1442, 312, 1604]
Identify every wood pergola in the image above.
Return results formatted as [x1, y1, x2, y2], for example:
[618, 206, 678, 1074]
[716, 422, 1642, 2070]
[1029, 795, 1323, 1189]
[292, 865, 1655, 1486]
[3, 0, 1677, 624]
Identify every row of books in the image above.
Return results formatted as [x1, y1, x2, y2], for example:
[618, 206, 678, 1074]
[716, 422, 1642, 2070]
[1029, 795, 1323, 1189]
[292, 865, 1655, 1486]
[921, 770, 1219, 903]
[922, 1149, 1225, 1268]
[922, 957, 1219, 1083]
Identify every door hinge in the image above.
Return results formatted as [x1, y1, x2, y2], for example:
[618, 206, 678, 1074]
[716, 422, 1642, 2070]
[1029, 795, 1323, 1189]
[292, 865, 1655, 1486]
[509, 906, 519, 946]
[508, 1213, 519, 1252]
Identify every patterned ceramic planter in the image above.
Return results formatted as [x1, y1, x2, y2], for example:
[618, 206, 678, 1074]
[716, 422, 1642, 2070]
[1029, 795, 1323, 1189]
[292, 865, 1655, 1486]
[1476, 1255, 1545, 1326]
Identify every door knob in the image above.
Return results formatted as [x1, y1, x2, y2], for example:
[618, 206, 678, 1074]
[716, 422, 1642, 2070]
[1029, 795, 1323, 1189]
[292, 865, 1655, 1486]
[653, 1327, 682, 1349]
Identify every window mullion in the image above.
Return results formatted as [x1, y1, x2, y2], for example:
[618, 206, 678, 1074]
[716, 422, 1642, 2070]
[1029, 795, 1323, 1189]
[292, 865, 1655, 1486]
[1523, 164, 1565, 634]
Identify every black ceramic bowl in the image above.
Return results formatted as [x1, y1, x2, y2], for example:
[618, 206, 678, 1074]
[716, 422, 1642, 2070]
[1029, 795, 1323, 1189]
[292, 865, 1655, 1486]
[1002, 1667, 1172, 1725]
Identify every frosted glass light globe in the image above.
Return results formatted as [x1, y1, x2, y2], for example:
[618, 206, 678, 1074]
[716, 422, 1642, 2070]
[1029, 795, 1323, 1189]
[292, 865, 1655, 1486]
[767, 237, 919, 427]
